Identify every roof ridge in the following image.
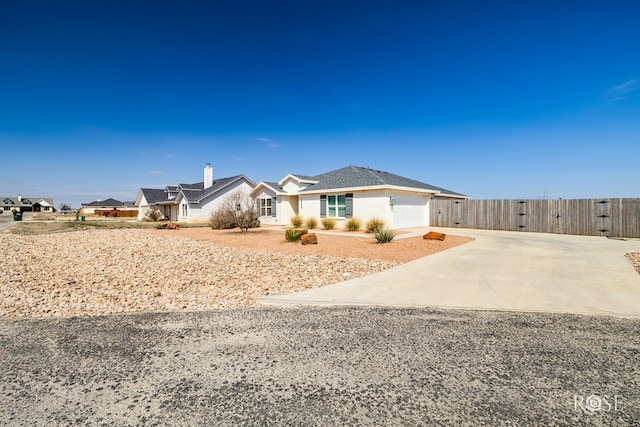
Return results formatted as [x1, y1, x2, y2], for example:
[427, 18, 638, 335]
[361, 166, 387, 185]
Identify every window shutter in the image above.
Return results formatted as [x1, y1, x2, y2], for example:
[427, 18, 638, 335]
[345, 193, 354, 218]
[271, 197, 277, 217]
[320, 195, 327, 218]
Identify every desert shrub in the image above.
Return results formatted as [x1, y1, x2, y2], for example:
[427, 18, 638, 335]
[322, 218, 336, 230]
[285, 228, 307, 242]
[290, 214, 304, 228]
[374, 228, 396, 243]
[304, 217, 318, 229]
[145, 208, 163, 222]
[209, 190, 260, 232]
[365, 218, 385, 233]
[345, 217, 362, 232]
[209, 209, 236, 229]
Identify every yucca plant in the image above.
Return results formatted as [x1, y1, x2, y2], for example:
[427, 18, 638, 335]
[285, 228, 306, 242]
[374, 228, 396, 244]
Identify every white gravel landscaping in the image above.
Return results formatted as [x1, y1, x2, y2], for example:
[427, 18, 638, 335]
[1, 229, 397, 318]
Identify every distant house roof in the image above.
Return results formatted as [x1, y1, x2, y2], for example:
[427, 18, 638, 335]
[2, 196, 54, 207]
[297, 165, 467, 197]
[82, 198, 124, 207]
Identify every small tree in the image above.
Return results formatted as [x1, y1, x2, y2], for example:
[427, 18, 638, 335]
[146, 208, 164, 222]
[211, 189, 260, 233]
[59, 203, 72, 211]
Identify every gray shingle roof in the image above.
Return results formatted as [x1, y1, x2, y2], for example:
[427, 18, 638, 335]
[140, 188, 169, 204]
[181, 175, 251, 203]
[298, 165, 466, 196]
[264, 182, 285, 192]
[288, 174, 318, 182]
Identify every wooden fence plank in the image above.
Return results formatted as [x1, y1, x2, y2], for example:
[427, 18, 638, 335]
[430, 198, 640, 238]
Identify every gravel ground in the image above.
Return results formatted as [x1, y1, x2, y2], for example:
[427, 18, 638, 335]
[0, 228, 472, 319]
[0, 307, 638, 426]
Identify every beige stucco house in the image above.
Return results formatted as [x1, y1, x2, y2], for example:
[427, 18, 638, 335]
[251, 165, 467, 229]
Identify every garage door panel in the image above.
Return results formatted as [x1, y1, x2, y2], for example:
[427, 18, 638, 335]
[393, 196, 427, 229]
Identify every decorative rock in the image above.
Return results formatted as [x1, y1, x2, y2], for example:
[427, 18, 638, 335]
[0, 229, 397, 318]
[301, 233, 318, 245]
[423, 231, 446, 241]
[166, 222, 180, 230]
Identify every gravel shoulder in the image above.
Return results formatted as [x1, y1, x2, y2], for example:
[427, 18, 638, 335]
[1, 307, 638, 425]
[0, 227, 472, 319]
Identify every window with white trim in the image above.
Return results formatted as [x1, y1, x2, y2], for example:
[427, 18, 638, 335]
[327, 195, 346, 218]
[260, 198, 272, 216]
[181, 203, 188, 217]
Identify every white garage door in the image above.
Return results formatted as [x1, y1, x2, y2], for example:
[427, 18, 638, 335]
[393, 195, 427, 229]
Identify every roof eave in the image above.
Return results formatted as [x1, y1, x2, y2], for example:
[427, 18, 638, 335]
[251, 182, 286, 197]
[277, 174, 319, 186]
[300, 184, 443, 195]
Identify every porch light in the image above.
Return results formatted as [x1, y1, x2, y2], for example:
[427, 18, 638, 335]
[389, 196, 395, 207]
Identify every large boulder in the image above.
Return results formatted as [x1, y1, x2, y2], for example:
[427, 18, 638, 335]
[423, 231, 446, 241]
[301, 233, 318, 245]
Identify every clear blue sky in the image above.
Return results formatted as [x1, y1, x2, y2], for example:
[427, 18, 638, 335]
[1, 1, 638, 208]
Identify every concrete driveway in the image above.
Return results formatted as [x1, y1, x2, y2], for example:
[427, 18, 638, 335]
[0, 212, 17, 232]
[259, 227, 640, 318]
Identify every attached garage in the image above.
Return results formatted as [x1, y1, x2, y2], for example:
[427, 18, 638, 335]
[392, 195, 428, 229]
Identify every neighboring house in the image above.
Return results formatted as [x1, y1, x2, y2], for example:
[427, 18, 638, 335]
[251, 165, 467, 229]
[135, 163, 256, 222]
[1, 195, 55, 213]
[80, 198, 135, 215]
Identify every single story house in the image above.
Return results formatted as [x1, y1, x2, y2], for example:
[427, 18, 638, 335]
[251, 165, 467, 229]
[135, 163, 256, 222]
[80, 198, 136, 215]
[1, 196, 55, 213]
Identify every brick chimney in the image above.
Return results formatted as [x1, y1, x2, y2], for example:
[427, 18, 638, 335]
[204, 163, 213, 189]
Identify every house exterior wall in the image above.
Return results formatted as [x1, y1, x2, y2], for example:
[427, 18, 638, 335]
[299, 189, 393, 229]
[181, 180, 254, 222]
[280, 195, 298, 225]
[254, 188, 278, 225]
[299, 189, 434, 229]
[136, 195, 150, 221]
[281, 178, 310, 194]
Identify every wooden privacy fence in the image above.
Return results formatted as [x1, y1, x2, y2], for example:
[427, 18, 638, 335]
[429, 198, 640, 238]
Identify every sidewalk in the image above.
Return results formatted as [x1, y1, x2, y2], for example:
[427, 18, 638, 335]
[258, 227, 640, 318]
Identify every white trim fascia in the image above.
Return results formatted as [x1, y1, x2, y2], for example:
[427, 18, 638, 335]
[250, 182, 287, 197]
[299, 184, 441, 196]
[277, 174, 319, 186]
[435, 192, 470, 199]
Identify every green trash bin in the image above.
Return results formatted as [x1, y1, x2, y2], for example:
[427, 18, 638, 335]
[79, 216, 85, 221]
[13, 212, 23, 221]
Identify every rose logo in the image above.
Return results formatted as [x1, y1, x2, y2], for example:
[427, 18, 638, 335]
[585, 395, 603, 412]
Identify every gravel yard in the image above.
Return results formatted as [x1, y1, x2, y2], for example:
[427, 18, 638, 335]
[0, 227, 472, 318]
